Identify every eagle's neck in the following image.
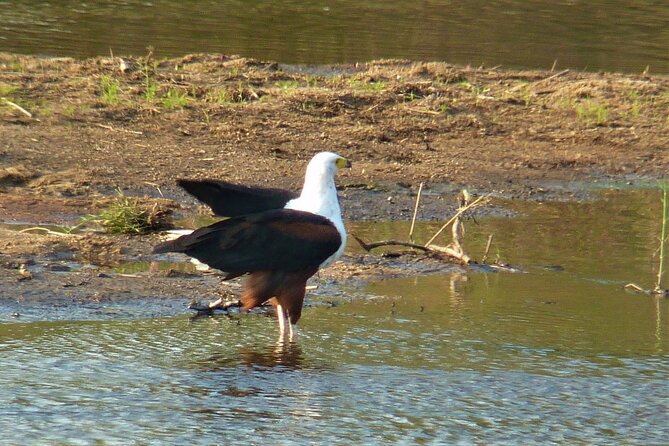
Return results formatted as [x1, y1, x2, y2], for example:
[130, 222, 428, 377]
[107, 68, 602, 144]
[289, 167, 341, 220]
[284, 163, 347, 267]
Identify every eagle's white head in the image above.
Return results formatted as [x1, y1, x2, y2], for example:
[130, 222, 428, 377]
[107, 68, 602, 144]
[303, 151, 352, 183]
[290, 152, 350, 211]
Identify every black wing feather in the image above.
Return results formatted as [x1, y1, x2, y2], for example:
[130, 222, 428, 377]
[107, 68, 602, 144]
[177, 179, 298, 217]
[153, 209, 341, 275]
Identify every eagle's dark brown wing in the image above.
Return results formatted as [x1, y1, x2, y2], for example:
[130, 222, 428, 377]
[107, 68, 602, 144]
[177, 179, 298, 217]
[153, 209, 341, 278]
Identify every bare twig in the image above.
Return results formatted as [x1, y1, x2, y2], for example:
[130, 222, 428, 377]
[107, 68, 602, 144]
[407, 108, 441, 116]
[143, 181, 164, 198]
[540, 68, 570, 84]
[482, 234, 494, 264]
[95, 123, 143, 135]
[655, 186, 667, 292]
[508, 69, 570, 92]
[409, 182, 424, 243]
[19, 227, 72, 236]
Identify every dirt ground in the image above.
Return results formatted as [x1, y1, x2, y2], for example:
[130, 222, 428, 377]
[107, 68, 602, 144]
[1, 53, 668, 304]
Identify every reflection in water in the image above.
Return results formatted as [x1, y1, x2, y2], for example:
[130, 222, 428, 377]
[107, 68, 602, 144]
[447, 271, 469, 303]
[0, 190, 668, 443]
[193, 341, 306, 371]
[1, 0, 668, 73]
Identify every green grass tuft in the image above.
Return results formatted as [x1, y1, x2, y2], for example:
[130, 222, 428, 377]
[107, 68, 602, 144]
[100, 75, 121, 104]
[304, 75, 319, 88]
[626, 90, 641, 119]
[276, 80, 300, 90]
[89, 193, 165, 234]
[161, 88, 189, 109]
[349, 79, 386, 93]
[0, 83, 17, 97]
[575, 100, 609, 126]
[209, 83, 257, 104]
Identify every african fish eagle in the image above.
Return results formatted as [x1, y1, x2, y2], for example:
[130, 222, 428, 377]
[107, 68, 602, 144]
[153, 152, 351, 339]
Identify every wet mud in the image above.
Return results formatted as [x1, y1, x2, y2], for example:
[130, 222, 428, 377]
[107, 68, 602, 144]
[1, 53, 668, 310]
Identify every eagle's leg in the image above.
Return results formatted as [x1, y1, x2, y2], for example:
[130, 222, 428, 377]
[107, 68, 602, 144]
[276, 303, 287, 338]
[288, 322, 298, 342]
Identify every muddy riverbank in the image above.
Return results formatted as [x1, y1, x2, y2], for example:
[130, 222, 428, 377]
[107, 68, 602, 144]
[1, 53, 668, 303]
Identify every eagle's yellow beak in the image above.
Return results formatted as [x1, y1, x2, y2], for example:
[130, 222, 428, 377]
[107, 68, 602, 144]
[336, 157, 352, 169]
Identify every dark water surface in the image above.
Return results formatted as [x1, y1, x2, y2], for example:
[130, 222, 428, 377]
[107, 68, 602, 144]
[1, 189, 668, 444]
[1, 0, 669, 73]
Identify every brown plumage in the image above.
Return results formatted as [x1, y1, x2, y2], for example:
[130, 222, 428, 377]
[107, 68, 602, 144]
[241, 268, 318, 325]
[153, 209, 341, 324]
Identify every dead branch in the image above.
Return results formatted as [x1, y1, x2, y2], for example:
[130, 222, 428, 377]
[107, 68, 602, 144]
[435, 190, 472, 264]
[353, 188, 490, 266]
[624, 283, 646, 293]
[352, 234, 472, 264]
[353, 235, 430, 252]
[424, 193, 488, 247]
[428, 244, 470, 263]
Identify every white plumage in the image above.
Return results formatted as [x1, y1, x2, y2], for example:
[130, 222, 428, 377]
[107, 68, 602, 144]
[284, 152, 348, 268]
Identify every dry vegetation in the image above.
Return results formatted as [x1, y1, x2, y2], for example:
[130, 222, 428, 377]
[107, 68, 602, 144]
[1, 52, 668, 205]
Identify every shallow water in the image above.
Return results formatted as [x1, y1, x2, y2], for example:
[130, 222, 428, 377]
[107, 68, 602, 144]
[1, 188, 668, 444]
[2, 0, 669, 73]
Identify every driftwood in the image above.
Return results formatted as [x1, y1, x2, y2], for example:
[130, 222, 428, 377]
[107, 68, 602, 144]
[440, 190, 471, 263]
[353, 189, 488, 265]
[423, 192, 488, 247]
